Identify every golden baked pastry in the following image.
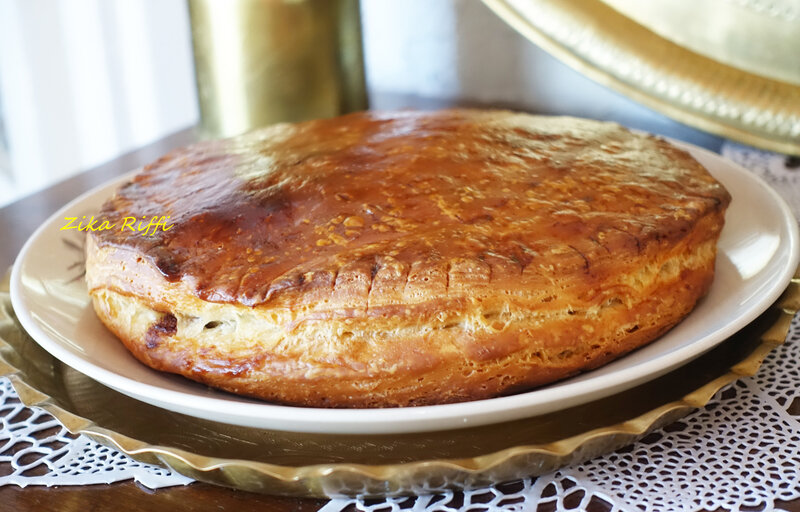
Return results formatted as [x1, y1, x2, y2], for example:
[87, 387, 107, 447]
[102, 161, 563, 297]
[85, 109, 731, 408]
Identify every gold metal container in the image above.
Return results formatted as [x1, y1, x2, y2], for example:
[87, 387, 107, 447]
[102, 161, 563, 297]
[188, 0, 368, 138]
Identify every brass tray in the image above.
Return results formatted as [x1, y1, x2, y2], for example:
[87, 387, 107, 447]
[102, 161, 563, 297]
[482, 0, 800, 156]
[0, 270, 798, 498]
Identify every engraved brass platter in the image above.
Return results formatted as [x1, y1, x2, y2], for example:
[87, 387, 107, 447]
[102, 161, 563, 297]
[483, 0, 800, 155]
[1, 270, 797, 497]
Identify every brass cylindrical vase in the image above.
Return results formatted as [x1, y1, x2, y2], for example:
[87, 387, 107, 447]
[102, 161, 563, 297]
[188, 0, 368, 138]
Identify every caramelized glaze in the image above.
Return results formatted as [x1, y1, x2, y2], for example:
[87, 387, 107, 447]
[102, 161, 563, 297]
[95, 110, 728, 308]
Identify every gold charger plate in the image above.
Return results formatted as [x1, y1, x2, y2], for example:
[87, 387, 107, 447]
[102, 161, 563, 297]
[482, 0, 800, 155]
[0, 270, 798, 497]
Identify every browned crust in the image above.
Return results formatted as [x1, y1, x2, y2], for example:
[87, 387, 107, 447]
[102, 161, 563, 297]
[85, 109, 731, 408]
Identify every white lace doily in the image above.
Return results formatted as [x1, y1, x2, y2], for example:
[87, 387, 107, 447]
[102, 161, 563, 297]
[1, 142, 798, 511]
[0, 378, 192, 488]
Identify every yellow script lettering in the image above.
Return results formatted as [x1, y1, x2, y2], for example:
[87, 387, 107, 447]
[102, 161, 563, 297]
[60, 217, 78, 231]
[119, 217, 137, 232]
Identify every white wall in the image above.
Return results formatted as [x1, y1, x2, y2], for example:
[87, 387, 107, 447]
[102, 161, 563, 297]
[0, 0, 680, 208]
[0, 0, 198, 205]
[361, 1, 677, 128]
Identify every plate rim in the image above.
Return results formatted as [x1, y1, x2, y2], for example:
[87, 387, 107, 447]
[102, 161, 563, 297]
[9, 137, 800, 434]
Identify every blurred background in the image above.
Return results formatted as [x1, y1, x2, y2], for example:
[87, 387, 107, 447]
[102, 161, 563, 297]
[0, 0, 731, 207]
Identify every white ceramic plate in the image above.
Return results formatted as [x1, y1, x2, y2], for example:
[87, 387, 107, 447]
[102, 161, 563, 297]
[10, 140, 799, 434]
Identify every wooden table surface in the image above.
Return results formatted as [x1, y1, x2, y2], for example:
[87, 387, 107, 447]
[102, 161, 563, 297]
[1, 98, 798, 511]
